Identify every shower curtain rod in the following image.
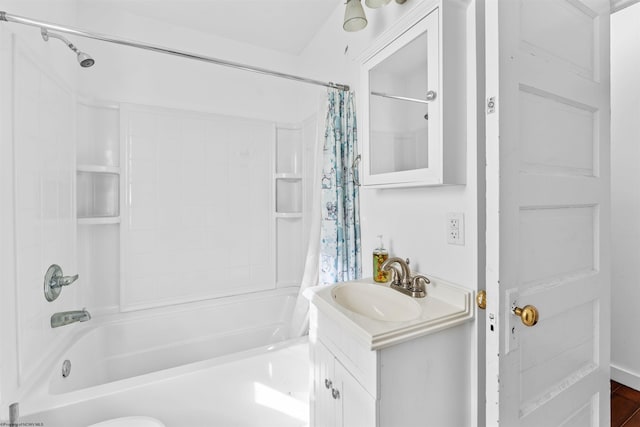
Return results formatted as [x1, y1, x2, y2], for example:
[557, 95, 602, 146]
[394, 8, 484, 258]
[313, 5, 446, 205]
[0, 11, 350, 91]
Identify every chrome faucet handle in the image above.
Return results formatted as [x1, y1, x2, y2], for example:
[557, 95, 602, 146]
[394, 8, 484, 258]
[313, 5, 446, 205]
[51, 273, 79, 288]
[44, 264, 80, 302]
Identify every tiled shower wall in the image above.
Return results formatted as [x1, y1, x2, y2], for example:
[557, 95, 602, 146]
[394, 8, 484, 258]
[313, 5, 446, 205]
[120, 105, 275, 310]
[12, 38, 78, 381]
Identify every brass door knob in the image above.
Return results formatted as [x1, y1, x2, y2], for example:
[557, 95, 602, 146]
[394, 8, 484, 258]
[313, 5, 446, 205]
[476, 290, 486, 310]
[512, 305, 539, 327]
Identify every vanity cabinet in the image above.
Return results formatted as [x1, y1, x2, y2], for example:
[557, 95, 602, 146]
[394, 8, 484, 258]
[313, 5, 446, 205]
[360, 1, 467, 187]
[306, 277, 474, 427]
[312, 341, 376, 427]
[309, 306, 470, 427]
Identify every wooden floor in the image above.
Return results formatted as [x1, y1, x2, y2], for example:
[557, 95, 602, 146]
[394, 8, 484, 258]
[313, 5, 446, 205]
[612, 381, 640, 427]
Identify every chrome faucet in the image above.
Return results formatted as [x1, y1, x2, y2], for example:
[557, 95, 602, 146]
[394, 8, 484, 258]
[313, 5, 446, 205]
[50, 309, 91, 328]
[380, 257, 429, 298]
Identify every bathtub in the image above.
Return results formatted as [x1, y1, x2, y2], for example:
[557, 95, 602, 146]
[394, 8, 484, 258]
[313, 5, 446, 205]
[19, 287, 309, 426]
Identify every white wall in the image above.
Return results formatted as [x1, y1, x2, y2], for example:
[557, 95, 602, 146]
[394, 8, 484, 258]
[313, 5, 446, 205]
[297, 1, 482, 425]
[611, 2, 640, 390]
[299, 0, 478, 286]
[75, 1, 323, 124]
[0, 0, 79, 416]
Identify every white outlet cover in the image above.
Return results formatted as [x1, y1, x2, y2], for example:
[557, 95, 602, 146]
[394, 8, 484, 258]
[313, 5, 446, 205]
[446, 212, 464, 245]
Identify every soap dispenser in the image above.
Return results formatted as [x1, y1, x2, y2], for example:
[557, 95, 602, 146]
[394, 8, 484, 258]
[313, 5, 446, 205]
[373, 235, 389, 283]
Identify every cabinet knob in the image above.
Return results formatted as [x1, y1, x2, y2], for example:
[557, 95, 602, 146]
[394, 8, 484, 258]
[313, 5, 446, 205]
[332, 388, 340, 400]
[324, 378, 332, 389]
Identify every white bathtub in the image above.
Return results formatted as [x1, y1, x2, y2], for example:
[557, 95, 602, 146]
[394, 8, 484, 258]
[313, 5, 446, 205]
[20, 287, 308, 425]
[48, 288, 296, 394]
[22, 340, 309, 427]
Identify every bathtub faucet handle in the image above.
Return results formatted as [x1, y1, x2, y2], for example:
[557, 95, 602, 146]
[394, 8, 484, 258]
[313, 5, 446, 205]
[52, 273, 79, 288]
[44, 264, 80, 302]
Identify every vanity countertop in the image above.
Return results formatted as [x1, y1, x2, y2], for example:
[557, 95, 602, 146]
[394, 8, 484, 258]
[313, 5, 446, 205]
[304, 275, 474, 350]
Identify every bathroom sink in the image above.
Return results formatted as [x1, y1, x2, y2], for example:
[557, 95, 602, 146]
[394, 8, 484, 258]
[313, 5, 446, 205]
[331, 283, 422, 322]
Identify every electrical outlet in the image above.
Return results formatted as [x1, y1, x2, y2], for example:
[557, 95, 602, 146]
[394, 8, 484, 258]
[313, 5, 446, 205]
[446, 212, 464, 245]
[448, 217, 459, 229]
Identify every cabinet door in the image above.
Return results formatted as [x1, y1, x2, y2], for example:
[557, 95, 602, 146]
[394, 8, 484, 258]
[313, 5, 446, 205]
[312, 341, 338, 427]
[335, 360, 377, 427]
[361, 9, 440, 187]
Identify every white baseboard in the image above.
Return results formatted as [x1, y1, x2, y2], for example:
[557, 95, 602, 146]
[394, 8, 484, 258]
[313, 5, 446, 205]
[611, 363, 640, 390]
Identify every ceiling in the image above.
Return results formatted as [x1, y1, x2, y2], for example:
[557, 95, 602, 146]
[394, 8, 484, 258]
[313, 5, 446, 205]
[95, 0, 342, 55]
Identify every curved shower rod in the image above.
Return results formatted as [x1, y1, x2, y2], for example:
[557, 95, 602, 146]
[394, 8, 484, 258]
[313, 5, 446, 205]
[0, 11, 350, 91]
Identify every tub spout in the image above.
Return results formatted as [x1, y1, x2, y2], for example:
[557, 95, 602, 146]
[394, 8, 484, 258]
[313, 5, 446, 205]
[51, 308, 91, 328]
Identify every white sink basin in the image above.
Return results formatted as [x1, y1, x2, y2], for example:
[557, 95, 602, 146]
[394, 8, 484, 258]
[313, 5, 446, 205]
[331, 283, 422, 322]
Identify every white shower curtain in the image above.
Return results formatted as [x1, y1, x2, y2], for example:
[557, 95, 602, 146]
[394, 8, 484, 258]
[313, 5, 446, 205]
[289, 89, 361, 337]
[289, 93, 327, 338]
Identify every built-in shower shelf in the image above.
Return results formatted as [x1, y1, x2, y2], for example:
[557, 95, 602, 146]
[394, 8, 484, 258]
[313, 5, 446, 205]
[77, 164, 120, 174]
[274, 173, 301, 180]
[77, 165, 120, 220]
[274, 213, 302, 218]
[275, 125, 304, 287]
[77, 217, 121, 225]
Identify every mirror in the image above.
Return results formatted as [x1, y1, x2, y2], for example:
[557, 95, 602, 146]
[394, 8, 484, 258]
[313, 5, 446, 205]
[361, 5, 466, 187]
[368, 30, 430, 176]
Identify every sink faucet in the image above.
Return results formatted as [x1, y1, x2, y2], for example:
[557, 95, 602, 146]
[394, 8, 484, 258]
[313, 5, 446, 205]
[50, 309, 91, 328]
[381, 257, 411, 286]
[380, 257, 429, 298]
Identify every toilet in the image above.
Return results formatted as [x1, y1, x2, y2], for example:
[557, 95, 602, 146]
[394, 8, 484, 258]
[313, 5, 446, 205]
[88, 416, 166, 427]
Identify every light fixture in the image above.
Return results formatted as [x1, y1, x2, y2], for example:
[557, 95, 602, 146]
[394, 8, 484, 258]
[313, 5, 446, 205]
[343, 0, 368, 32]
[343, 0, 407, 32]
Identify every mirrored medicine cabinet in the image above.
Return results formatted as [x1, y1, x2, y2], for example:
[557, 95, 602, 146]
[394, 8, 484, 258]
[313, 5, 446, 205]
[360, 2, 467, 187]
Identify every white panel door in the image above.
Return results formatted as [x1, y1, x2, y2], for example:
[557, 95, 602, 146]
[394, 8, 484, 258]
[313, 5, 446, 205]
[484, 0, 610, 426]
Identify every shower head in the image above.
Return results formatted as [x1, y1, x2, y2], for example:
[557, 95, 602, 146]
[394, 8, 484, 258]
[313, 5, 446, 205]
[77, 51, 94, 68]
[41, 28, 95, 68]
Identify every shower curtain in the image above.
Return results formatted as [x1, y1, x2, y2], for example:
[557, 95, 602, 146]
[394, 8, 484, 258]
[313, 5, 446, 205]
[319, 89, 361, 284]
[290, 89, 361, 337]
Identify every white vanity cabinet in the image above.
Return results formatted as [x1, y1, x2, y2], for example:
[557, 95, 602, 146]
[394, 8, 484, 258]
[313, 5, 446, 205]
[360, 1, 467, 187]
[312, 340, 376, 427]
[307, 277, 474, 427]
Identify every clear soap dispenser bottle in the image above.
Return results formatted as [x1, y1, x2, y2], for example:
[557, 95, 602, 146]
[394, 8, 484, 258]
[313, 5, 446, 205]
[373, 235, 389, 283]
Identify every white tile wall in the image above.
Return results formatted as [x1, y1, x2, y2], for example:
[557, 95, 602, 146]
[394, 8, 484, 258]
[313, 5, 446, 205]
[121, 105, 275, 310]
[13, 39, 77, 382]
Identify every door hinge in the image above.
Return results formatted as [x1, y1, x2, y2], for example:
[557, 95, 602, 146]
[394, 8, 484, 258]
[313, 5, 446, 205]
[487, 96, 496, 114]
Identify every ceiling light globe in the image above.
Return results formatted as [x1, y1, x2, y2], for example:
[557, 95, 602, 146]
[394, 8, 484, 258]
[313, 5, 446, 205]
[343, 0, 368, 32]
[365, 0, 392, 8]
